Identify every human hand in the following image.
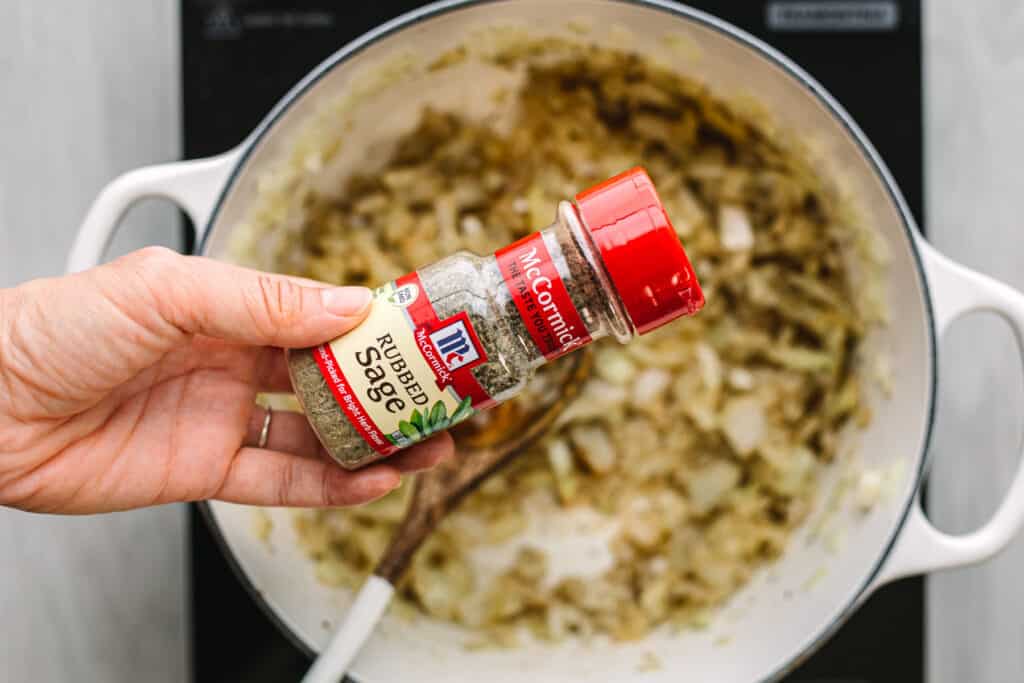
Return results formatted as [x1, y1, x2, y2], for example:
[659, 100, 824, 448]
[0, 247, 452, 514]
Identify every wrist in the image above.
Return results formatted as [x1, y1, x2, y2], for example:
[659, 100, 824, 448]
[0, 285, 19, 415]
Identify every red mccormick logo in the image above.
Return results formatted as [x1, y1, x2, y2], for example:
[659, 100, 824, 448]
[429, 315, 482, 371]
[415, 311, 487, 388]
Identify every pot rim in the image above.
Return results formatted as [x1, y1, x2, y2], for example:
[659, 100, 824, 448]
[196, 1, 938, 680]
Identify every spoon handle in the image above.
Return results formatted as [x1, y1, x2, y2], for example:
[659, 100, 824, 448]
[301, 576, 395, 683]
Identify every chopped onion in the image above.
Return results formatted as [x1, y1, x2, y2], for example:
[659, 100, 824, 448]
[854, 469, 884, 511]
[727, 367, 755, 391]
[570, 424, 617, 474]
[596, 348, 638, 385]
[632, 368, 672, 405]
[720, 396, 766, 456]
[546, 438, 578, 503]
[688, 460, 741, 515]
[696, 343, 723, 394]
[718, 205, 754, 251]
[460, 214, 484, 235]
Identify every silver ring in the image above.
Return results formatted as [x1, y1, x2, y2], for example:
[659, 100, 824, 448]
[257, 406, 273, 449]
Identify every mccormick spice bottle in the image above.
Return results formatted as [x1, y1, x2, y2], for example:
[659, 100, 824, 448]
[287, 167, 705, 469]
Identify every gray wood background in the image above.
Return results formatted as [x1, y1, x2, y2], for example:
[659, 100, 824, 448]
[0, 3, 187, 682]
[1, 1, 1022, 681]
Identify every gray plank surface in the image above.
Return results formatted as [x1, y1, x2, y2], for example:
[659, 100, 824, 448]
[0, 2, 186, 683]
[924, 2, 1024, 683]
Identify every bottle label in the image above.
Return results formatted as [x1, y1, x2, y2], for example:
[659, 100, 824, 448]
[312, 272, 494, 456]
[496, 232, 593, 360]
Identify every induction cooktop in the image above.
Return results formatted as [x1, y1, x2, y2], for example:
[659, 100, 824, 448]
[183, 2, 925, 681]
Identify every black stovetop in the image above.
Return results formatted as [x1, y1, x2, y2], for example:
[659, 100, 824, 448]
[184, 2, 924, 681]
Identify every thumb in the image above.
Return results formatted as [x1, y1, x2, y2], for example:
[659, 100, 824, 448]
[108, 247, 372, 348]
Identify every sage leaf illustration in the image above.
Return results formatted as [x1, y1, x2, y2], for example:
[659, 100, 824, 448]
[429, 400, 447, 428]
[450, 395, 474, 423]
[410, 409, 424, 433]
[399, 420, 420, 441]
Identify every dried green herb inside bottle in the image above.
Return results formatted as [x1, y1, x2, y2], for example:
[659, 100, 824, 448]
[287, 167, 704, 469]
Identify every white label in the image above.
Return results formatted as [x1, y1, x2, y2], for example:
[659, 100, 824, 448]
[766, 1, 900, 32]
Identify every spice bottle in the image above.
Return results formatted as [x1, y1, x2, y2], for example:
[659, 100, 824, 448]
[287, 167, 704, 469]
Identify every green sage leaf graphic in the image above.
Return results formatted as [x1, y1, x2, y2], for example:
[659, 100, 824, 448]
[410, 409, 424, 432]
[450, 396, 474, 423]
[435, 417, 451, 431]
[429, 401, 447, 427]
[399, 421, 420, 441]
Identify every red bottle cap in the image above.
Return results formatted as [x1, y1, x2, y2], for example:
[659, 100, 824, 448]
[575, 167, 705, 335]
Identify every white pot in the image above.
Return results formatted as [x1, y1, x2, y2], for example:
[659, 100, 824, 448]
[68, 1, 1024, 681]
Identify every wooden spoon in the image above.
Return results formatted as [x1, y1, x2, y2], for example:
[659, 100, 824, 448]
[302, 349, 593, 683]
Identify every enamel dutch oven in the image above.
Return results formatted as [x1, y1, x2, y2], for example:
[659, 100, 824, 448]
[68, 1, 1024, 681]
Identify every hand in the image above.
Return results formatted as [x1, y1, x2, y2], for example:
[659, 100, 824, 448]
[0, 247, 452, 514]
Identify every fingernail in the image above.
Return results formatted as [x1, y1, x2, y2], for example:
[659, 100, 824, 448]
[322, 287, 372, 317]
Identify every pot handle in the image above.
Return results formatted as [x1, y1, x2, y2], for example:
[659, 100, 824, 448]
[66, 148, 241, 273]
[874, 239, 1024, 585]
